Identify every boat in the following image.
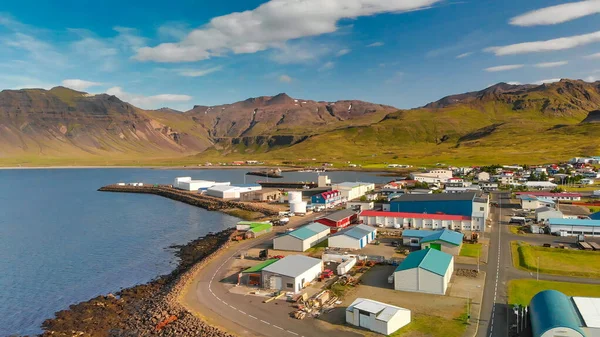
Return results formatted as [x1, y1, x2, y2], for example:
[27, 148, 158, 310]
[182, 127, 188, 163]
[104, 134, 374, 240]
[246, 168, 283, 178]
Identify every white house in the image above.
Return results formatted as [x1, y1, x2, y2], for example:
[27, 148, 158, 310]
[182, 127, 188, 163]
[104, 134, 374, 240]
[261, 255, 323, 293]
[328, 224, 377, 250]
[273, 223, 330, 252]
[411, 170, 453, 184]
[477, 172, 490, 182]
[393, 248, 454, 295]
[346, 298, 411, 335]
[519, 195, 540, 211]
[331, 182, 376, 201]
[359, 211, 476, 231]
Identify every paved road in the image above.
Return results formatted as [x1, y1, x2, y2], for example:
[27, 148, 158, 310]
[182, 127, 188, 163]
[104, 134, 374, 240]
[180, 214, 360, 337]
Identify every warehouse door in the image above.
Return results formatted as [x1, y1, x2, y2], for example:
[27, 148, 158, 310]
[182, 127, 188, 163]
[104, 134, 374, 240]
[359, 310, 371, 330]
[270, 276, 283, 290]
[430, 243, 442, 251]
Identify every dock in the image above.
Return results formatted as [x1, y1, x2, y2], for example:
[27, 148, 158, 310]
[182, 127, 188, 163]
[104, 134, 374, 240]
[98, 185, 278, 216]
[257, 181, 318, 189]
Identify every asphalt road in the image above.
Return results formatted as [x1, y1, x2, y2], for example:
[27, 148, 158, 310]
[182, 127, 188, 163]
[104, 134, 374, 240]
[182, 213, 361, 337]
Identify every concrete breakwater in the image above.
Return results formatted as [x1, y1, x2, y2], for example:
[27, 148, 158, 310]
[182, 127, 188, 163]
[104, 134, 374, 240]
[98, 184, 278, 216]
[41, 229, 236, 337]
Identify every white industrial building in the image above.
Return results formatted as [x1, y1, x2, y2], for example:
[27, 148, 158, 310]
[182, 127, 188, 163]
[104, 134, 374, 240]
[205, 184, 262, 199]
[359, 211, 475, 231]
[331, 182, 375, 201]
[173, 177, 231, 191]
[536, 207, 563, 223]
[328, 224, 377, 250]
[393, 248, 454, 295]
[411, 169, 453, 184]
[261, 255, 323, 293]
[525, 181, 558, 190]
[346, 298, 411, 335]
[272, 223, 330, 252]
[548, 218, 600, 237]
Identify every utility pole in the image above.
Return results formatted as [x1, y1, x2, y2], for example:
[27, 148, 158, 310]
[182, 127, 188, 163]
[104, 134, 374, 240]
[467, 291, 470, 322]
[477, 250, 480, 273]
[537, 256, 540, 281]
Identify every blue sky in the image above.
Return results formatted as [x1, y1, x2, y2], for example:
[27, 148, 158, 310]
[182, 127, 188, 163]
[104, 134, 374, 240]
[1, 0, 600, 110]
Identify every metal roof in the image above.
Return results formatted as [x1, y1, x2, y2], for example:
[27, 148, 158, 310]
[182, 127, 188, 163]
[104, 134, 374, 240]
[284, 223, 329, 240]
[242, 259, 279, 273]
[392, 192, 476, 202]
[402, 229, 434, 238]
[535, 207, 561, 214]
[518, 195, 538, 201]
[515, 192, 582, 197]
[346, 298, 410, 323]
[248, 223, 272, 233]
[331, 224, 376, 240]
[573, 297, 600, 328]
[319, 209, 356, 222]
[333, 182, 375, 189]
[591, 211, 600, 220]
[529, 290, 585, 337]
[395, 248, 453, 276]
[420, 229, 464, 246]
[360, 210, 471, 221]
[548, 218, 600, 227]
[262, 255, 322, 278]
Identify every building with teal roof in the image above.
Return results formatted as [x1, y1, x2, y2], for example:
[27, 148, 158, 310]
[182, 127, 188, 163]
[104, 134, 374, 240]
[272, 222, 330, 252]
[529, 290, 586, 337]
[393, 248, 454, 295]
[419, 229, 464, 255]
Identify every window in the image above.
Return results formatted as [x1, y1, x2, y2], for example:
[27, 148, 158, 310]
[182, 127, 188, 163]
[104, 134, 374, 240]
[480, 207, 484, 211]
[286, 283, 293, 288]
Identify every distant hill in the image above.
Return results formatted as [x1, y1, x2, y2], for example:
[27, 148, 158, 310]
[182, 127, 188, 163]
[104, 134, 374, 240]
[1, 79, 599, 166]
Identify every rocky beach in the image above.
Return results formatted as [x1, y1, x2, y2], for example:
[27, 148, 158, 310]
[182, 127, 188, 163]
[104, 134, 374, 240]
[40, 229, 236, 337]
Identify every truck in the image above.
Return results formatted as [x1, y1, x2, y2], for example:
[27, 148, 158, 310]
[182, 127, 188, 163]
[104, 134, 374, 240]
[509, 217, 527, 225]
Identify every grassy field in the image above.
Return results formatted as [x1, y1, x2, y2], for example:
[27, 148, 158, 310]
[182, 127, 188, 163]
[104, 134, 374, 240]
[509, 226, 526, 235]
[306, 239, 328, 256]
[391, 312, 469, 337]
[511, 241, 600, 278]
[459, 243, 483, 258]
[562, 185, 600, 192]
[508, 279, 600, 305]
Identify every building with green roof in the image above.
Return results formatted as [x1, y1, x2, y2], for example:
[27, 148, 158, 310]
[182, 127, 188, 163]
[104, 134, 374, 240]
[529, 290, 587, 337]
[273, 222, 330, 252]
[393, 248, 454, 295]
[419, 229, 464, 255]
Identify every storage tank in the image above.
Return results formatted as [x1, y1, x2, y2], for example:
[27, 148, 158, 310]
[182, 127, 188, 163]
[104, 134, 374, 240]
[290, 201, 307, 214]
[288, 191, 303, 203]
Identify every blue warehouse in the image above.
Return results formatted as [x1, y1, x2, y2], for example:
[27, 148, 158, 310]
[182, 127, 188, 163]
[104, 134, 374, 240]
[390, 192, 479, 217]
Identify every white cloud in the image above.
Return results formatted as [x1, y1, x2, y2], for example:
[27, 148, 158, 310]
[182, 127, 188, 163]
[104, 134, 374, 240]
[533, 78, 561, 85]
[113, 26, 147, 52]
[534, 61, 568, 68]
[177, 66, 223, 77]
[270, 42, 330, 64]
[279, 74, 292, 83]
[510, 0, 600, 26]
[0, 74, 56, 90]
[585, 52, 600, 59]
[486, 30, 600, 56]
[507, 81, 522, 85]
[456, 52, 473, 59]
[158, 22, 189, 41]
[485, 64, 524, 72]
[367, 41, 384, 47]
[319, 61, 335, 71]
[385, 71, 404, 84]
[3, 32, 66, 66]
[134, 0, 441, 62]
[62, 79, 102, 91]
[585, 75, 599, 82]
[336, 48, 351, 56]
[106, 86, 192, 109]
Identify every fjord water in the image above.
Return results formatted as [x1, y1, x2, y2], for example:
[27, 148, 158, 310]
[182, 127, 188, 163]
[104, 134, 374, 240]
[0, 168, 389, 335]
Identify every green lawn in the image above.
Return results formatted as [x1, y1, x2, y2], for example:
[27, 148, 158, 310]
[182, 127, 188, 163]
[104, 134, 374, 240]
[391, 312, 469, 337]
[509, 226, 526, 235]
[511, 241, 600, 278]
[459, 243, 483, 258]
[306, 239, 328, 256]
[508, 279, 600, 305]
[562, 185, 600, 192]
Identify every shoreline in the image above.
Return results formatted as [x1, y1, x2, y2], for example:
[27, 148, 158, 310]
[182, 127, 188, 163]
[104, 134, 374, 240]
[40, 229, 236, 337]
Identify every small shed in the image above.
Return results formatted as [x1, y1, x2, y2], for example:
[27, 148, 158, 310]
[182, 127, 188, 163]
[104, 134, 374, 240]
[240, 259, 279, 286]
[529, 290, 586, 337]
[245, 223, 273, 238]
[346, 298, 411, 335]
[273, 223, 330, 252]
[328, 224, 377, 250]
[535, 207, 563, 223]
[419, 229, 463, 255]
[394, 248, 454, 295]
[261, 255, 323, 293]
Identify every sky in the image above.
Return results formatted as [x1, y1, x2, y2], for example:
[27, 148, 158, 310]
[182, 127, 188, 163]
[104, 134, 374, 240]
[1, 0, 600, 110]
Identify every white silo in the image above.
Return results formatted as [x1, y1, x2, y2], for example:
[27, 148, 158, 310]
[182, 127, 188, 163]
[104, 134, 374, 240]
[288, 191, 303, 203]
[290, 201, 307, 214]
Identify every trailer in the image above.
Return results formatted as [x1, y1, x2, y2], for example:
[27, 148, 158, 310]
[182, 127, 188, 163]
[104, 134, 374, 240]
[589, 242, 600, 251]
[578, 241, 593, 250]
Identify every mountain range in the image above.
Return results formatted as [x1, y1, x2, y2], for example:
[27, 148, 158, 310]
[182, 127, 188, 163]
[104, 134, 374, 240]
[1, 79, 599, 166]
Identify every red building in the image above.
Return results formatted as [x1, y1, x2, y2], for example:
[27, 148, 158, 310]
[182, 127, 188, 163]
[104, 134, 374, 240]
[316, 209, 358, 232]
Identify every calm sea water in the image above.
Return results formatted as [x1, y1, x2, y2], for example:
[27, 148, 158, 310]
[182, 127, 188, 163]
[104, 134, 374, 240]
[0, 168, 390, 335]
